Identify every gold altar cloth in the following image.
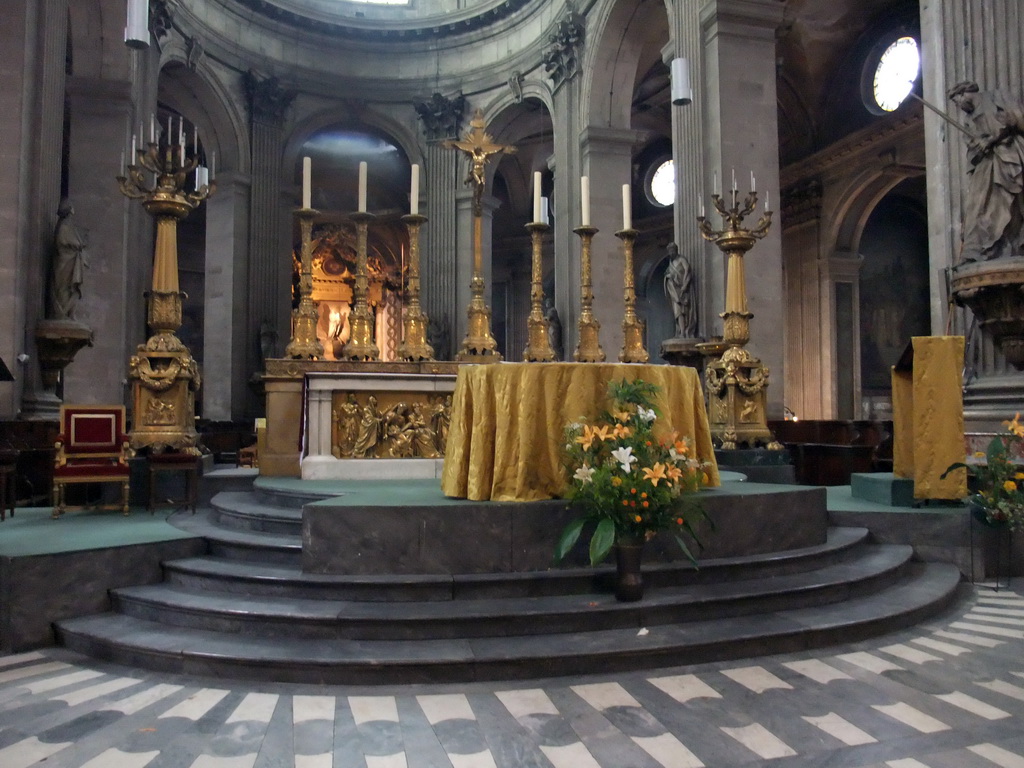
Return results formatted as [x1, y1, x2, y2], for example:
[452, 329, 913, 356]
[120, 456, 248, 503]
[441, 362, 719, 501]
[891, 335, 966, 500]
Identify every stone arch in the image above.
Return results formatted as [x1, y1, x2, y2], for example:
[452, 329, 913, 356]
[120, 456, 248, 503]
[67, 0, 130, 81]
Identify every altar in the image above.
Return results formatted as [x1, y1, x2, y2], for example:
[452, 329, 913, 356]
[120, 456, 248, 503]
[441, 362, 719, 501]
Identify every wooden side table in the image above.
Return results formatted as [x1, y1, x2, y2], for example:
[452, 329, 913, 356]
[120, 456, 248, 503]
[0, 449, 16, 521]
[147, 454, 200, 514]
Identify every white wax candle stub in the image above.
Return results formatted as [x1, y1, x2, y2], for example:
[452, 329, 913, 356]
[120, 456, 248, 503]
[751, 171, 755, 191]
[622, 184, 631, 230]
[410, 164, 420, 215]
[533, 171, 542, 223]
[713, 171, 718, 196]
[540, 196, 549, 226]
[581, 176, 591, 226]
[731, 168, 737, 191]
[358, 161, 368, 212]
[302, 156, 312, 209]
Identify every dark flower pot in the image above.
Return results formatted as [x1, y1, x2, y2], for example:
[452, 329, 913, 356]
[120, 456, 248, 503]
[614, 536, 645, 602]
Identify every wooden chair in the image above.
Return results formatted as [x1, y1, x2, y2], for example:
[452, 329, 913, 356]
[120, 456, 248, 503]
[53, 404, 131, 518]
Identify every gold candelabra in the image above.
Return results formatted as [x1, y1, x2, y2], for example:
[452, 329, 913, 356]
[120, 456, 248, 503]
[340, 211, 380, 361]
[697, 187, 781, 450]
[573, 225, 605, 362]
[285, 207, 324, 359]
[397, 213, 435, 361]
[117, 129, 214, 455]
[615, 228, 648, 363]
[523, 221, 556, 362]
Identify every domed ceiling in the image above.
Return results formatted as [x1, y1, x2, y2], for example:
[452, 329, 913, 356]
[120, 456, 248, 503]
[229, 0, 537, 39]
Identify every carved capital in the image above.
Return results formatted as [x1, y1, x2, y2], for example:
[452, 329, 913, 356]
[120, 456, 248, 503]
[415, 92, 465, 142]
[151, 0, 173, 40]
[243, 70, 296, 126]
[542, 5, 585, 90]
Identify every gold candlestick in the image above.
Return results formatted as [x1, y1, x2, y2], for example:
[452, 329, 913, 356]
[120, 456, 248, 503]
[117, 138, 214, 455]
[445, 110, 515, 363]
[397, 213, 435, 361]
[284, 207, 324, 359]
[522, 221, 556, 362]
[340, 211, 380, 361]
[573, 225, 605, 362]
[698, 188, 781, 450]
[615, 228, 648, 363]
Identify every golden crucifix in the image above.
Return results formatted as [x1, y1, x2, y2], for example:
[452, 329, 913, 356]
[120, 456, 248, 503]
[444, 109, 516, 360]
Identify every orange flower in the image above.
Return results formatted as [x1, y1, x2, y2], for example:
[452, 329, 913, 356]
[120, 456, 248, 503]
[642, 501, 649, 508]
[622, 500, 629, 506]
[611, 476, 623, 487]
[612, 423, 633, 439]
[676, 517, 683, 525]
[1004, 413, 1024, 438]
[612, 409, 631, 422]
[631, 487, 637, 494]
[665, 465, 684, 483]
[576, 424, 611, 450]
[641, 462, 668, 487]
[634, 514, 642, 522]
[641, 492, 648, 499]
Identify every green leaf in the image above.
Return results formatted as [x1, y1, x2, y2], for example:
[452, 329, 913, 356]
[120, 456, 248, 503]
[674, 534, 699, 568]
[589, 518, 616, 565]
[554, 518, 586, 562]
[940, 462, 967, 480]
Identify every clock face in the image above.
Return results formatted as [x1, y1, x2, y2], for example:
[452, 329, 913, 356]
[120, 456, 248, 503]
[873, 36, 919, 112]
[650, 159, 675, 207]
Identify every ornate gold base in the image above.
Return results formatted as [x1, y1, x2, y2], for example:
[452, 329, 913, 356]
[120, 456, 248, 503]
[620, 320, 649, 363]
[705, 347, 781, 450]
[397, 309, 435, 362]
[128, 339, 202, 455]
[285, 307, 324, 359]
[523, 313, 556, 361]
[341, 306, 380, 361]
[457, 297, 503, 362]
[574, 318, 606, 362]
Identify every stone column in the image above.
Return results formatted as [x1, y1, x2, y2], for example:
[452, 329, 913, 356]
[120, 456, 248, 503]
[203, 170, 252, 420]
[243, 71, 294, 389]
[58, 76, 135, 408]
[580, 126, 640, 359]
[2, 0, 69, 418]
[700, 0, 786, 417]
[920, 0, 1024, 421]
[415, 93, 464, 360]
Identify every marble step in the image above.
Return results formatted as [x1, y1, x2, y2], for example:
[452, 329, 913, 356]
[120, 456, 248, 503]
[169, 508, 301, 565]
[210, 491, 304, 535]
[112, 544, 916, 641]
[56, 562, 964, 685]
[160, 526, 873, 602]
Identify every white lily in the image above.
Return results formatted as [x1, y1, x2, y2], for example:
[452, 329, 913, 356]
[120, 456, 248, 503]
[637, 407, 656, 422]
[573, 464, 596, 484]
[611, 445, 636, 473]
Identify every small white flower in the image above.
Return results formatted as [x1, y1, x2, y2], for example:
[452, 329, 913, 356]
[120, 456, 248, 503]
[669, 447, 684, 461]
[611, 446, 636, 473]
[573, 464, 596, 484]
[637, 407, 656, 423]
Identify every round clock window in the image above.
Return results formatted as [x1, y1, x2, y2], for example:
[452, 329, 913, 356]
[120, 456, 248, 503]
[872, 36, 920, 112]
[648, 159, 675, 207]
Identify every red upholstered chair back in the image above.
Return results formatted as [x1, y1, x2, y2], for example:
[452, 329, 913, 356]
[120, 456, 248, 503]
[59, 405, 127, 457]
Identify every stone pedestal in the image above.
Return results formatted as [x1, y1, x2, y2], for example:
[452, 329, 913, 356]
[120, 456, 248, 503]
[22, 319, 94, 419]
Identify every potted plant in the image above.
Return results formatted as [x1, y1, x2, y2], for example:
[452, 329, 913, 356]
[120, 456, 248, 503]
[942, 413, 1024, 529]
[554, 378, 712, 601]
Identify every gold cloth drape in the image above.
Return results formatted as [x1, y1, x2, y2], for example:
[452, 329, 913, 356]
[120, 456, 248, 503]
[441, 362, 720, 501]
[891, 335, 966, 500]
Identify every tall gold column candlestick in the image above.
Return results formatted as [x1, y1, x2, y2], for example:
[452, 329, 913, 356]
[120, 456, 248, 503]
[284, 207, 323, 359]
[445, 110, 515, 362]
[573, 225, 605, 362]
[340, 211, 380, 361]
[397, 213, 435, 361]
[523, 221, 556, 361]
[117, 135, 214, 455]
[615, 228, 648, 363]
[698, 188, 781, 450]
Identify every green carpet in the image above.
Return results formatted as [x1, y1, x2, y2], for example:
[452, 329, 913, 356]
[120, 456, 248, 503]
[826, 485, 965, 514]
[0, 506, 199, 558]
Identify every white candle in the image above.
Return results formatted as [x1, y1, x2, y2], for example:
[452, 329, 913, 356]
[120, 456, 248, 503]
[750, 171, 755, 191]
[150, 115, 155, 143]
[130, 134, 137, 163]
[540, 196, 549, 226]
[622, 184, 631, 230]
[358, 161, 367, 212]
[211, 151, 216, 179]
[179, 143, 185, 167]
[731, 167, 737, 192]
[302, 156, 311, 209]
[765, 189, 770, 211]
[700, 201, 705, 219]
[410, 163, 419, 215]
[580, 176, 591, 226]
[713, 171, 718, 196]
[532, 171, 542, 223]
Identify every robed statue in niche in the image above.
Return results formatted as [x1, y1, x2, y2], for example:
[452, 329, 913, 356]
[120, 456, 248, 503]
[663, 242, 697, 338]
[48, 199, 90, 320]
[949, 80, 1024, 261]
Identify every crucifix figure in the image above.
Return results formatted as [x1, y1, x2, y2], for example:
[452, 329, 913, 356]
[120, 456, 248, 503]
[444, 109, 517, 360]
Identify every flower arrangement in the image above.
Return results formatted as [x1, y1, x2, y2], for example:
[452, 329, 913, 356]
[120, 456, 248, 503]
[942, 413, 1024, 528]
[554, 378, 712, 566]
